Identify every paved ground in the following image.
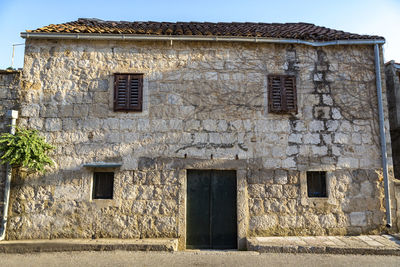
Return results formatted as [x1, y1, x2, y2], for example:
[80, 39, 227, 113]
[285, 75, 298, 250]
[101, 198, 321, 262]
[247, 235, 400, 255]
[0, 238, 178, 253]
[1, 250, 400, 267]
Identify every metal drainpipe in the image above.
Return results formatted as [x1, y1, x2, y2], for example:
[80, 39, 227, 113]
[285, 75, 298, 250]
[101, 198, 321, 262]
[374, 44, 392, 227]
[0, 110, 18, 241]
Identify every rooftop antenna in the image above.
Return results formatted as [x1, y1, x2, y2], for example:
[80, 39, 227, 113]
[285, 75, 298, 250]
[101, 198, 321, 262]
[11, 43, 24, 69]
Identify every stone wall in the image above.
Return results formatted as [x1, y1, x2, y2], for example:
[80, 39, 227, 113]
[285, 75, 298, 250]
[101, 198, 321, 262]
[4, 39, 394, 242]
[385, 61, 400, 179]
[0, 70, 20, 224]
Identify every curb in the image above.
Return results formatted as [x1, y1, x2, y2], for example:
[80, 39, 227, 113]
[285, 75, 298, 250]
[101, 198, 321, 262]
[247, 242, 400, 256]
[0, 238, 178, 254]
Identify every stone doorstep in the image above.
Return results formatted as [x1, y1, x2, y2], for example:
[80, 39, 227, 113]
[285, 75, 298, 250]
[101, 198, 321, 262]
[247, 235, 400, 256]
[0, 238, 178, 254]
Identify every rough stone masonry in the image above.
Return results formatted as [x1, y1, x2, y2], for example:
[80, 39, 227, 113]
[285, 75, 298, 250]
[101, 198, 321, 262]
[0, 37, 397, 248]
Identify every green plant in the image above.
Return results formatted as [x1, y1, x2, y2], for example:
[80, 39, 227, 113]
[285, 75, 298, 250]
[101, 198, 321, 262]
[0, 127, 55, 172]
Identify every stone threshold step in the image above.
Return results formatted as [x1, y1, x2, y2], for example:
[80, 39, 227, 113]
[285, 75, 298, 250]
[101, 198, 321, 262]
[0, 238, 178, 254]
[247, 236, 400, 256]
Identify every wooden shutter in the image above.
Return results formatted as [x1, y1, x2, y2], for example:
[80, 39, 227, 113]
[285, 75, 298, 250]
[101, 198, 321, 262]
[129, 74, 142, 111]
[268, 75, 297, 113]
[114, 74, 143, 111]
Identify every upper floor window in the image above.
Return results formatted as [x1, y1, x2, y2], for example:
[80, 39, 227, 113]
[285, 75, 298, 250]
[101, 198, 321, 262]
[268, 75, 297, 113]
[114, 73, 143, 111]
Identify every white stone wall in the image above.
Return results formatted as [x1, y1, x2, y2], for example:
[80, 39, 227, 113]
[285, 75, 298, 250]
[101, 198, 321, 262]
[4, 39, 393, 240]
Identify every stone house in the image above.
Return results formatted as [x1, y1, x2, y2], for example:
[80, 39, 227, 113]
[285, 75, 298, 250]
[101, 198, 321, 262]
[0, 19, 398, 249]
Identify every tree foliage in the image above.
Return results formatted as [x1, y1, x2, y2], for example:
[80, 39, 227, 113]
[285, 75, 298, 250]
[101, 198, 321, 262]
[0, 127, 55, 172]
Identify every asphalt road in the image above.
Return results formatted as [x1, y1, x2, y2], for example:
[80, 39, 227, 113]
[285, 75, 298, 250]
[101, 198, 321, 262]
[1, 250, 400, 267]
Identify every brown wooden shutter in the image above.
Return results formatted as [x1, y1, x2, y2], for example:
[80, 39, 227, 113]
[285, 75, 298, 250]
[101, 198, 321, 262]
[114, 74, 143, 111]
[128, 74, 143, 111]
[114, 74, 129, 111]
[268, 75, 297, 113]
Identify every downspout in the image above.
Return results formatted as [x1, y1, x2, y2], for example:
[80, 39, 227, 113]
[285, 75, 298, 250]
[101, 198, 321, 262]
[0, 110, 18, 241]
[374, 44, 392, 227]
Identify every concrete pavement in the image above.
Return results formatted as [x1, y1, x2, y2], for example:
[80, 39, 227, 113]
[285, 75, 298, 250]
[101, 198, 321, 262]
[2, 250, 400, 267]
[0, 238, 178, 253]
[247, 235, 400, 255]
[0, 235, 399, 255]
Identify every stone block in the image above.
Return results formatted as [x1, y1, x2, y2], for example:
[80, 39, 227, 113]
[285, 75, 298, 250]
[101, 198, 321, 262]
[137, 119, 150, 132]
[185, 120, 200, 131]
[58, 105, 74, 117]
[303, 133, 320, 144]
[283, 185, 299, 198]
[326, 120, 339, 131]
[249, 214, 277, 230]
[334, 133, 350, 144]
[349, 212, 367, 226]
[169, 119, 183, 130]
[319, 214, 337, 228]
[312, 145, 328, 156]
[314, 106, 330, 119]
[322, 94, 333, 106]
[294, 121, 306, 132]
[337, 157, 359, 168]
[274, 170, 288, 184]
[40, 104, 59, 118]
[29, 118, 44, 130]
[265, 184, 283, 198]
[286, 146, 299, 156]
[332, 108, 342, 120]
[104, 118, 120, 130]
[21, 104, 40, 117]
[309, 120, 324, 132]
[45, 118, 62, 132]
[73, 104, 89, 117]
[257, 169, 274, 184]
[272, 146, 285, 158]
[248, 184, 266, 198]
[90, 104, 109, 118]
[282, 157, 296, 168]
[288, 133, 302, 144]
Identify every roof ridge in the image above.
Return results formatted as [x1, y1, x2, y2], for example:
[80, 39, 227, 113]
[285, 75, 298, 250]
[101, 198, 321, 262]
[26, 19, 385, 41]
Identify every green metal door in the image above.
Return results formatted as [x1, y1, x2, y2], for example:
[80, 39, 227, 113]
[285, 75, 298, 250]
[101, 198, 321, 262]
[186, 170, 237, 249]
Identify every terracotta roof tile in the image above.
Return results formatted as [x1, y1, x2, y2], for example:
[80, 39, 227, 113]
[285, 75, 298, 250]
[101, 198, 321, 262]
[26, 18, 384, 41]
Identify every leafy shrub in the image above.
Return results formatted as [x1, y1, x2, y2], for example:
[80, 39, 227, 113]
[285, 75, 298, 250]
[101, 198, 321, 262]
[0, 127, 55, 172]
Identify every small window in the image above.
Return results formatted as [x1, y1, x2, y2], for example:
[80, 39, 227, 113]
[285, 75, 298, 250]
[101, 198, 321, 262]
[268, 75, 297, 113]
[93, 172, 114, 199]
[114, 73, 143, 111]
[307, 171, 327, 198]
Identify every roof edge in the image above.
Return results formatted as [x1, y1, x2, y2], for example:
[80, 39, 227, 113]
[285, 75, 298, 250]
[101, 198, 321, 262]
[20, 32, 385, 46]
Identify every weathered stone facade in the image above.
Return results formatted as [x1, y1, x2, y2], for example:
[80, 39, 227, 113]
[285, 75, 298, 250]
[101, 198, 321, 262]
[1, 38, 395, 248]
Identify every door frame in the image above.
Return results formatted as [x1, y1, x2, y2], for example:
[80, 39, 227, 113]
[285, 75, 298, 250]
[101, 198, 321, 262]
[176, 159, 249, 250]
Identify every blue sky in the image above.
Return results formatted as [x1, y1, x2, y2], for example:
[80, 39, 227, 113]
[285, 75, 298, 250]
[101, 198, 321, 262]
[1, 0, 399, 69]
